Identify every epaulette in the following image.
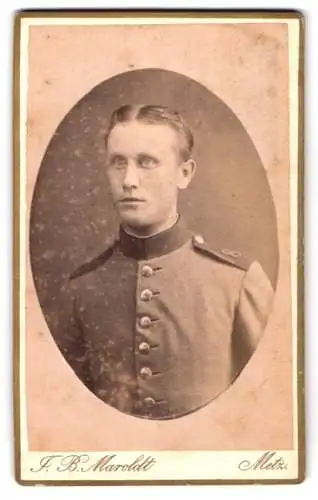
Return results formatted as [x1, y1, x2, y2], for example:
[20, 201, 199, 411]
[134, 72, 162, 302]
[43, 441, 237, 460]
[192, 234, 250, 271]
[69, 240, 118, 281]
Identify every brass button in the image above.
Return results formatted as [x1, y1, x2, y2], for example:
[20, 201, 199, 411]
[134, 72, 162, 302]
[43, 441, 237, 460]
[140, 366, 152, 378]
[139, 316, 152, 328]
[140, 289, 153, 301]
[138, 342, 150, 353]
[144, 396, 156, 406]
[193, 234, 204, 245]
[141, 265, 154, 277]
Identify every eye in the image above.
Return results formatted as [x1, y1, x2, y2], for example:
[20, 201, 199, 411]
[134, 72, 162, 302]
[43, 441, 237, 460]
[108, 155, 127, 169]
[137, 155, 158, 169]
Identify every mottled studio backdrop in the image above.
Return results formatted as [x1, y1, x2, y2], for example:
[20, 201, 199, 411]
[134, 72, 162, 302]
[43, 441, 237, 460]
[29, 68, 278, 345]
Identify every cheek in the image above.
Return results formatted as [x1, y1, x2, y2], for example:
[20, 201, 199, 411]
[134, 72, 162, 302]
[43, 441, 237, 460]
[106, 171, 121, 193]
[145, 164, 179, 192]
[156, 171, 179, 198]
[145, 177, 174, 200]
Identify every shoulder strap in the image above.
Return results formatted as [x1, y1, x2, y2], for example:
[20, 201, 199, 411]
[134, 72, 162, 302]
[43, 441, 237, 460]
[69, 240, 118, 281]
[192, 234, 250, 271]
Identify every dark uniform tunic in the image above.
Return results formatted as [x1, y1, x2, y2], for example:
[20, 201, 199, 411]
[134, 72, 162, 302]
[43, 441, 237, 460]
[58, 217, 274, 420]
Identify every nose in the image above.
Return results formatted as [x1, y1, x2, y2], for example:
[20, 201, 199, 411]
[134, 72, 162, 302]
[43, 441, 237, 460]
[122, 162, 139, 190]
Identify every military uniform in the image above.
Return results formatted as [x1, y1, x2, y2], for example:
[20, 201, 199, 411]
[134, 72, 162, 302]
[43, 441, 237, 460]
[58, 217, 274, 420]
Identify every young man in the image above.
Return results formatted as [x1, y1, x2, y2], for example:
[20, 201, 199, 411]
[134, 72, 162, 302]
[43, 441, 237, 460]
[59, 104, 274, 420]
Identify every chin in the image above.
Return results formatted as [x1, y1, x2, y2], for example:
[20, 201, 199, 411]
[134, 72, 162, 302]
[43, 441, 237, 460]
[119, 213, 150, 229]
[121, 217, 162, 237]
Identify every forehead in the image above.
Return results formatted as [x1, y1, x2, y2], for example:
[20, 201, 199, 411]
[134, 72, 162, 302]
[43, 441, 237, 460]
[106, 121, 180, 155]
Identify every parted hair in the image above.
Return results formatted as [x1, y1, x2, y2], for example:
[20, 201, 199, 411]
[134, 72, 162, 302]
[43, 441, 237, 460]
[104, 104, 194, 161]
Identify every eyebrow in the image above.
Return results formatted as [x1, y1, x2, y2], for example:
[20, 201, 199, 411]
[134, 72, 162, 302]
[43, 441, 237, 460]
[136, 153, 160, 161]
[107, 153, 127, 163]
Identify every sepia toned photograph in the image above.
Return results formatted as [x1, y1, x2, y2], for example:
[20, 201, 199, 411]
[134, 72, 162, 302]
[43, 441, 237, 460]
[14, 11, 304, 484]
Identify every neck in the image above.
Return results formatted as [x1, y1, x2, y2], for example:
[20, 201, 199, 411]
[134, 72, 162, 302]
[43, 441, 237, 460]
[123, 213, 179, 239]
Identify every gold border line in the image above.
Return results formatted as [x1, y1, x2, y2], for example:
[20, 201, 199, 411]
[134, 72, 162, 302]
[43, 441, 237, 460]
[13, 9, 305, 486]
[13, 11, 21, 484]
[296, 13, 305, 483]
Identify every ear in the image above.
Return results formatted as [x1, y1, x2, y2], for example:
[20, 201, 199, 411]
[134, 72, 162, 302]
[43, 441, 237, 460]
[177, 158, 196, 190]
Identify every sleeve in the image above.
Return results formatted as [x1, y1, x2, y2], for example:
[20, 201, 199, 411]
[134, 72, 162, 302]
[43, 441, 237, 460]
[54, 279, 94, 391]
[231, 261, 275, 381]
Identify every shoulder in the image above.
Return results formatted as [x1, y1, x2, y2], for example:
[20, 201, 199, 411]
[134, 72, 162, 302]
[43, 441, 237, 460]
[191, 234, 274, 297]
[69, 239, 119, 282]
[239, 260, 275, 304]
[191, 234, 250, 272]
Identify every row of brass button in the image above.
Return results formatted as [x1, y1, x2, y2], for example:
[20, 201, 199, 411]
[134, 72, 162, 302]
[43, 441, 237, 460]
[139, 265, 156, 407]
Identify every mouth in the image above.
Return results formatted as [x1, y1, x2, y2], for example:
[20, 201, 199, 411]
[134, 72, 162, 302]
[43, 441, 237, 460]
[118, 197, 146, 204]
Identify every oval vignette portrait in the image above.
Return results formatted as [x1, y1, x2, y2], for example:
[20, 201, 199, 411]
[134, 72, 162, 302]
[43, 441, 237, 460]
[30, 68, 279, 421]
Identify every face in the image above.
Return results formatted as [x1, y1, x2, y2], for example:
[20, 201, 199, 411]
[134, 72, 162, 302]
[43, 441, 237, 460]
[105, 120, 195, 236]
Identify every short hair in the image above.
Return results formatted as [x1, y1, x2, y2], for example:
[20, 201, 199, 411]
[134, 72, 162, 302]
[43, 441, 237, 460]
[104, 104, 194, 161]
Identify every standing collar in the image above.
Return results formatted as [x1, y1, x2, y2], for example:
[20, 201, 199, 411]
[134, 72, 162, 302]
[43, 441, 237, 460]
[118, 216, 191, 260]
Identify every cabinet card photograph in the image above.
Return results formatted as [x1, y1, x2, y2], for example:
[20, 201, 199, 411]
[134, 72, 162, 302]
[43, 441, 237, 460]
[14, 11, 304, 485]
